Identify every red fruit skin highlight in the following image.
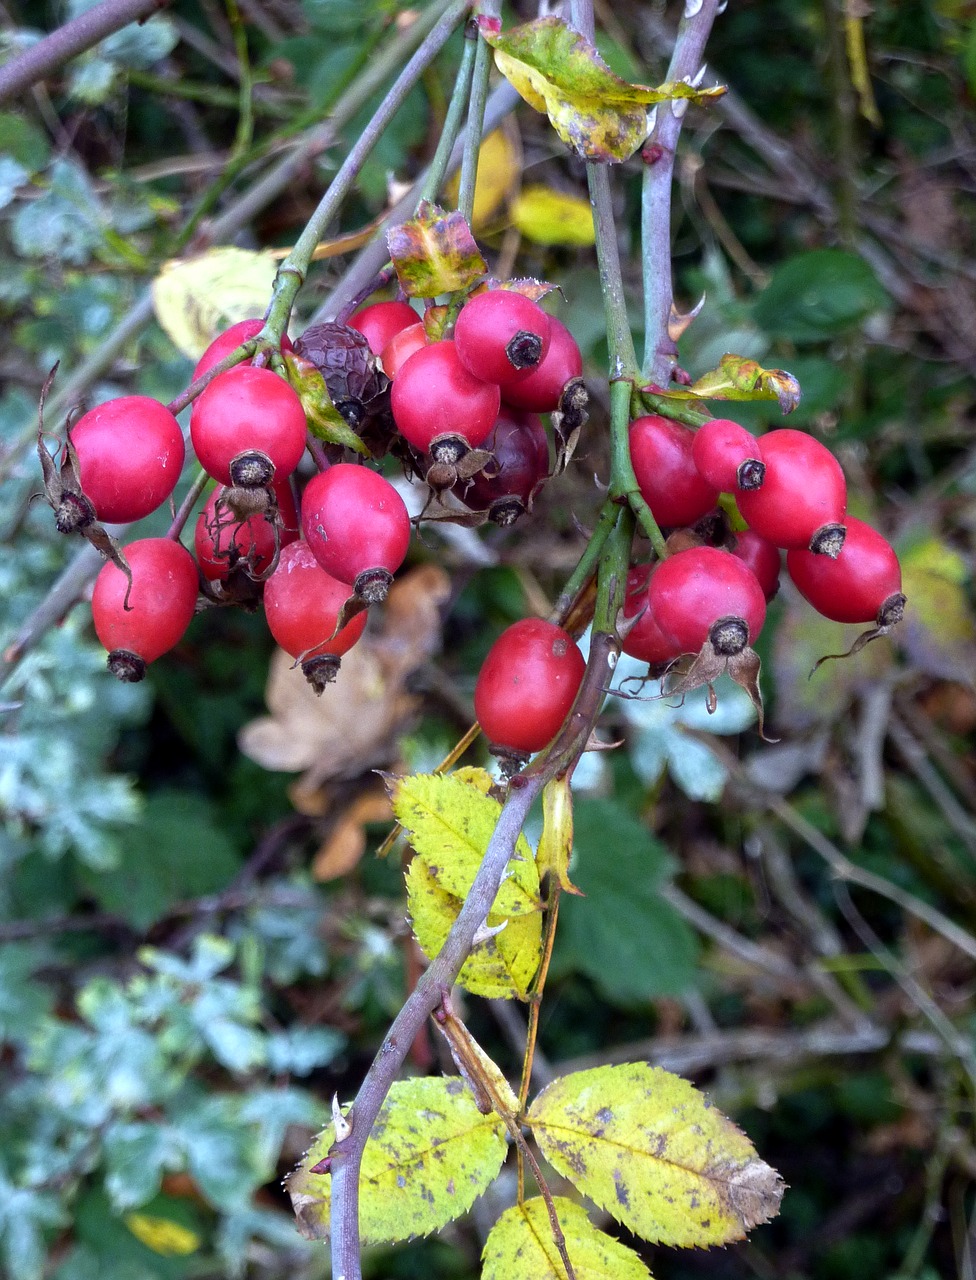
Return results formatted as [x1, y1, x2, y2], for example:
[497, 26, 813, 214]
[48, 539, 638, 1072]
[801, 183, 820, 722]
[736, 428, 846, 549]
[70, 396, 185, 524]
[729, 529, 782, 602]
[263, 541, 367, 660]
[787, 516, 902, 623]
[474, 618, 585, 754]
[301, 463, 411, 584]
[92, 537, 199, 663]
[649, 546, 767, 654]
[629, 415, 720, 528]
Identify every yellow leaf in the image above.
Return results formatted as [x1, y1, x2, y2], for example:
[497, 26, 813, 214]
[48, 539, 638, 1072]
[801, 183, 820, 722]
[483, 1197, 652, 1280]
[511, 185, 596, 247]
[406, 856, 542, 999]
[526, 1063, 784, 1247]
[445, 129, 518, 230]
[898, 535, 976, 678]
[388, 773, 540, 919]
[151, 247, 277, 360]
[537, 774, 582, 893]
[287, 1076, 508, 1243]
[124, 1214, 200, 1256]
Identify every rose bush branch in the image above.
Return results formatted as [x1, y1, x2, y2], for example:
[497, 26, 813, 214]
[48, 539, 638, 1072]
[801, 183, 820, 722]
[642, 0, 723, 384]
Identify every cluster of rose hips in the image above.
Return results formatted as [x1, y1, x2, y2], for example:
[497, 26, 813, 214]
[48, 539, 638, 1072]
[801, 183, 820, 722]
[472, 414, 905, 758]
[42, 286, 584, 695]
[42, 278, 904, 757]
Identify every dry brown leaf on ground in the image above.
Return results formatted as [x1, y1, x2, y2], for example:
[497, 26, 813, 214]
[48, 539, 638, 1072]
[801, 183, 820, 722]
[238, 565, 451, 786]
[311, 789, 394, 881]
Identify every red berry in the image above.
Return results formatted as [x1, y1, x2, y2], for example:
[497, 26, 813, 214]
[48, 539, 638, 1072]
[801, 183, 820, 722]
[786, 516, 902, 623]
[390, 341, 501, 458]
[193, 319, 293, 382]
[692, 418, 765, 492]
[195, 487, 281, 581]
[454, 410, 549, 525]
[649, 546, 767, 656]
[454, 290, 551, 387]
[263, 541, 368, 688]
[629, 415, 719, 528]
[729, 529, 781, 602]
[348, 300, 419, 355]
[474, 618, 586, 754]
[91, 537, 198, 680]
[736, 429, 846, 552]
[501, 317, 582, 413]
[190, 365, 308, 487]
[381, 322, 427, 379]
[620, 566, 682, 666]
[301, 463, 411, 603]
[69, 397, 185, 524]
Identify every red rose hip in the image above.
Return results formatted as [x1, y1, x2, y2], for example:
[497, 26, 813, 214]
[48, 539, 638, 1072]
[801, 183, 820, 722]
[69, 396, 185, 525]
[391, 340, 500, 460]
[474, 618, 585, 755]
[454, 290, 551, 387]
[649, 546, 767, 656]
[736, 429, 846, 554]
[787, 516, 904, 625]
[190, 365, 308, 488]
[629, 415, 719, 529]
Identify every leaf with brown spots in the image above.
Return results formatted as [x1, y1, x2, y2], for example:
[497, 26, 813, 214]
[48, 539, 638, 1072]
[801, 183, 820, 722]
[287, 1076, 508, 1244]
[525, 1063, 784, 1247]
[482, 1196, 652, 1280]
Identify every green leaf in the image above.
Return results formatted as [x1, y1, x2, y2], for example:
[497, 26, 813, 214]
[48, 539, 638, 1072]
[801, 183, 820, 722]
[11, 158, 107, 266]
[752, 249, 888, 343]
[554, 797, 698, 1001]
[387, 202, 487, 298]
[0, 112, 51, 171]
[526, 1063, 784, 1247]
[77, 791, 242, 930]
[482, 1196, 651, 1280]
[389, 772, 540, 919]
[287, 1076, 509, 1243]
[406, 855, 543, 999]
[480, 16, 725, 163]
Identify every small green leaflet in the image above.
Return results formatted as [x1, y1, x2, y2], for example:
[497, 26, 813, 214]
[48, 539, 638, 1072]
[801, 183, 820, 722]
[482, 1197, 652, 1280]
[526, 1063, 784, 1247]
[480, 17, 725, 163]
[287, 1077, 508, 1244]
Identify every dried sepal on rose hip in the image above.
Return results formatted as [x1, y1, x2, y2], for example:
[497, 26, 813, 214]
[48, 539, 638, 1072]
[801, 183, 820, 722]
[92, 537, 199, 682]
[786, 515, 905, 668]
[262, 541, 368, 694]
[474, 618, 586, 765]
[501, 316, 583, 414]
[647, 545, 771, 734]
[452, 410, 550, 527]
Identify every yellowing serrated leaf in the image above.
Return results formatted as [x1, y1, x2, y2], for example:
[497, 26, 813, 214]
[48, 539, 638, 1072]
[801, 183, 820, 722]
[480, 17, 725, 163]
[526, 1063, 784, 1247]
[511, 185, 595, 247]
[483, 1196, 652, 1280]
[406, 856, 542, 999]
[151, 247, 277, 359]
[124, 1215, 200, 1256]
[287, 1076, 508, 1244]
[445, 129, 518, 230]
[389, 773, 540, 918]
[387, 201, 487, 298]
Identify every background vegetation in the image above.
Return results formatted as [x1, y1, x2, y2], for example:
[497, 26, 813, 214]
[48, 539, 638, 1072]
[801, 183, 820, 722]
[0, 0, 974, 1277]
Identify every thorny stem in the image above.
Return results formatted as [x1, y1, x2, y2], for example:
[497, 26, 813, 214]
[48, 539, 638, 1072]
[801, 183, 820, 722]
[607, 379, 667, 558]
[260, 0, 472, 345]
[586, 167, 639, 380]
[418, 19, 479, 207]
[550, 503, 619, 624]
[456, 1, 500, 224]
[641, 0, 723, 384]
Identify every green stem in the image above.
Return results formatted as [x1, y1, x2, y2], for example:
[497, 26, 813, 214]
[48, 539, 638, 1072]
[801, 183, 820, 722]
[637, 388, 711, 428]
[456, 1, 498, 224]
[550, 502, 619, 624]
[167, 467, 211, 540]
[593, 506, 633, 635]
[420, 19, 478, 207]
[124, 68, 284, 113]
[261, 0, 472, 343]
[586, 165, 639, 379]
[608, 378, 667, 558]
[226, 0, 255, 153]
